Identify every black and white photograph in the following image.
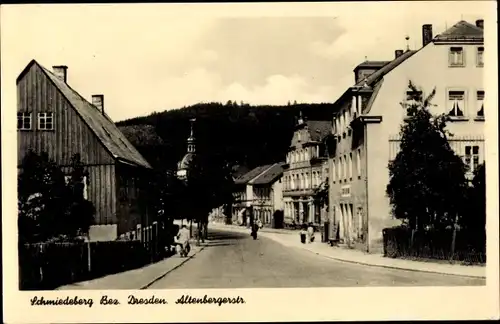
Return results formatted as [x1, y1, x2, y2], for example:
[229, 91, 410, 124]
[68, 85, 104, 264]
[1, 1, 498, 322]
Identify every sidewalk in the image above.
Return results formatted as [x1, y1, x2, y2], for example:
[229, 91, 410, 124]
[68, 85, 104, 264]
[211, 223, 486, 279]
[57, 242, 206, 290]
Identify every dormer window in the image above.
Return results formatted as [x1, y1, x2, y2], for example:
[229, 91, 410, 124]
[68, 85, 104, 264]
[448, 90, 465, 117]
[449, 47, 464, 67]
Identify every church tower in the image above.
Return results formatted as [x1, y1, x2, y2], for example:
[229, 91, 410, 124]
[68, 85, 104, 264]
[177, 118, 196, 181]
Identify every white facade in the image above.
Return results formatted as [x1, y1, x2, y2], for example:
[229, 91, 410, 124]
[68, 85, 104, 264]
[328, 20, 485, 252]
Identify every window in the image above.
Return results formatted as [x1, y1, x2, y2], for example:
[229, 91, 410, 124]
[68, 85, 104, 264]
[357, 149, 362, 178]
[17, 112, 32, 130]
[298, 132, 301, 141]
[332, 159, 336, 183]
[449, 47, 464, 66]
[38, 112, 54, 130]
[342, 111, 347, 133]
[338, 159, 342, 183]
[448, 91, 465, 117]
[477, 47, 484, 67]
[477, 91, 485, 117]
[349, 153, 353, 180]
[343, 155, 347, 181]
[464, 146, 480, 173]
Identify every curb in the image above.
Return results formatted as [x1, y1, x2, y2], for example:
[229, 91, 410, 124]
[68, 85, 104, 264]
[140, 245, 206, 289]
[212, 225, 486, 279]
[298, 246, 486, 280]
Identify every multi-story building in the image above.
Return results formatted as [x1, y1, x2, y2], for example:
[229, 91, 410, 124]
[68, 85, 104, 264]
[17, 60, 153, 242]
[282, 114, 331, 227]
[249, 162, 285, 228]
[327, 19, 485, 253]
[232, 164, 274, 225]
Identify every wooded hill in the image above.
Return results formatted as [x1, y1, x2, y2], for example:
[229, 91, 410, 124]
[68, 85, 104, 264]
[116, 101, 335, 172]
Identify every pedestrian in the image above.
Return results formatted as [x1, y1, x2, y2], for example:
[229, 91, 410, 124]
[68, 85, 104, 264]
[307, 223, 315, 243]
[257, 219, 263, 229]
[300, 225, 307, 244]
[251, 222, 259, 240]
[176, 225, 191, 257]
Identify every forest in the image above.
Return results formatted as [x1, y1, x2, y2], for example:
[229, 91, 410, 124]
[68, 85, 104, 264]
[116, 101, 335, 172]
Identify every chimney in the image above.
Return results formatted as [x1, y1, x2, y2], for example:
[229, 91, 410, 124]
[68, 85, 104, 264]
[395, 49, 404, 59]
[476, 19, 484, 29]
[52, 65, 68, 83]
[422, 24, 433, 47]
[92, 95, 104, 115]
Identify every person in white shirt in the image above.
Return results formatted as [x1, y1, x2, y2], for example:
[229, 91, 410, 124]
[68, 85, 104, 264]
[176, 225, 191, 256]
[307, 223, 315, 243]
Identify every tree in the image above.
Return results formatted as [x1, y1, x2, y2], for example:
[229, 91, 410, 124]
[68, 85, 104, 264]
[184, 153, 235, 243]
[18, 151, 97, 243]
[461, 162, 486, 247]
[18, 151, 68, 242]
[313, 177, 329, 211]
[386, 81, 468, 232]
[64, 154, 95, 238]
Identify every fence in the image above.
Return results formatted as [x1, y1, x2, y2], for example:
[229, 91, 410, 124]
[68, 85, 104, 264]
[18, 238, 172, 290]
[382, 226, 486, 265]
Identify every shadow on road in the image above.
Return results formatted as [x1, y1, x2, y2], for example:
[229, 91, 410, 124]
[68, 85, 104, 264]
[204, 242, 236, 247]
[206, 232, 247, 241]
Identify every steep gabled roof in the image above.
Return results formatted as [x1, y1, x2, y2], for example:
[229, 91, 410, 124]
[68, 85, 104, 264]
[234, 164, 273, 185]
[434, 20, 484, 42]
[305, 120, 332, 142]
[250, 162, 285, 185]
[18, 60, 151, 169]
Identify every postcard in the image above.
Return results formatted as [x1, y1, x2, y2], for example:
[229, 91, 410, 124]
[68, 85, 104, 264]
[1, 1, 498, 323]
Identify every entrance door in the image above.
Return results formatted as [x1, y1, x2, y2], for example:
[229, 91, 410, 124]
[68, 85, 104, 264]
[302, 202, 308, 224]
[294, 201, 300, 223]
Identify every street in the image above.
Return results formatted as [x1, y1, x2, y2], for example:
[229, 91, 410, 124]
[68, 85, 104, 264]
[147, 229, 485, 288]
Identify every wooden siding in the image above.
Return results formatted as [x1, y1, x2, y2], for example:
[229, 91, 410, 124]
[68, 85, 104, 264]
[61, 164, 117, 226]
[115, 164, 151, 237]
[17, 64, 114, 166]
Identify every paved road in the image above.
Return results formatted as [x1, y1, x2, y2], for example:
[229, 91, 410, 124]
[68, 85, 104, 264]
[148, 229, 485, 288]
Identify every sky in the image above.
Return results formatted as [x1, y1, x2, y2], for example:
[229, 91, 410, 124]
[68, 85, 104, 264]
[1, 2, 492, 122]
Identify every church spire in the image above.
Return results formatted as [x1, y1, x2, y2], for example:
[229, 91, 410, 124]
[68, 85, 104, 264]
[186, 118, 196, 153]
[297, 111, 304, 125]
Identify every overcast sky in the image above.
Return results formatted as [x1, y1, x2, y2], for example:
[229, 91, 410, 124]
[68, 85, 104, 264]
[1, 2, 491, 122]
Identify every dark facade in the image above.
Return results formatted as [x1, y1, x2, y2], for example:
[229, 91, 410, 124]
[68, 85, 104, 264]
[17, 60, 153, 241]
